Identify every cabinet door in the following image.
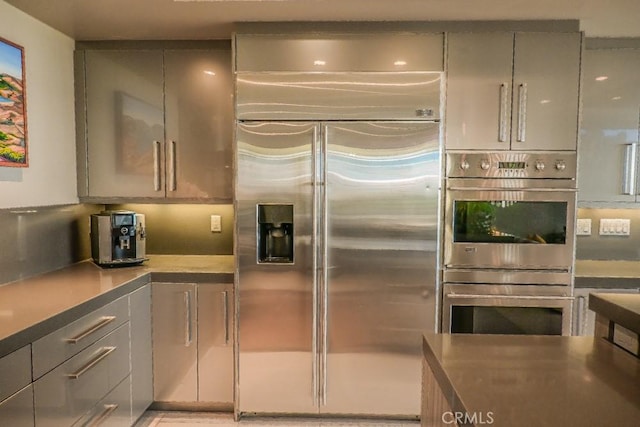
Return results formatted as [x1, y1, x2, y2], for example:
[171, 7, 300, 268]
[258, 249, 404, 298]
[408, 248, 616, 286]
[445, 32, 514, 150]
[152, 283, 198, 402]
[512, 33, 581, 151]
[164, 49, 233, 201]
[0, 385, 34, 427]
[579, 49, 640, 203]
[197, 283, 234, 404]
[129, 285, 152, 422]
[85, 50, 165, 198]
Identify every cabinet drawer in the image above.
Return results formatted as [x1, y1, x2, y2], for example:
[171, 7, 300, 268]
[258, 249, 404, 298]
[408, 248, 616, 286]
[0, 345, 32, 402]
[72, 376, 132, 427]
[0, 384, 34, 427]
[32, 295, 129, 379]
[34, 323, 131, 427]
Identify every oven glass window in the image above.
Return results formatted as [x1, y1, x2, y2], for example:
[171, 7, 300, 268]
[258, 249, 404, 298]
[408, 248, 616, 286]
[453, 201, 567, 244]
[450, 306, 563, 335]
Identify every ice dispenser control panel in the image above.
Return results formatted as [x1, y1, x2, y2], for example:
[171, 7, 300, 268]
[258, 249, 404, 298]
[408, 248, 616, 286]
[257, 204, 294, 264]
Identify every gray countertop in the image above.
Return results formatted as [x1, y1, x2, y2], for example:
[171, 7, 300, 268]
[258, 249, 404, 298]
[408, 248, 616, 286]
[589, 292, 640, 335]
[423, 333, 640, 427]
[0, 255, 234, 358]
[574, 260, 640, 289]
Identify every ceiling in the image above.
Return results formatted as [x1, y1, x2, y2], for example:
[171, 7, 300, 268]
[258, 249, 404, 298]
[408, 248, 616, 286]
[4, 0, 640, 40]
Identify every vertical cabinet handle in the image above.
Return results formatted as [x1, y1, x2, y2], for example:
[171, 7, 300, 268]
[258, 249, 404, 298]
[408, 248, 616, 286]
[320, 126, 329, 406]
[222, 290, 229, 345]
[498, 83, 509, 142]
[184, 291, 193, 347]
[622, 143, 637, 195]
[516, 83, 528, 142]
[311, 126, 320, 406]
[168, 140, 177, 192]
[575, 296, 585, 336]
[153, 140, 162, 191]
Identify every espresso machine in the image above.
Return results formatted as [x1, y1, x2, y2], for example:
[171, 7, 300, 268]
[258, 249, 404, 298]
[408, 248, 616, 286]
[90, 210, 147, 267]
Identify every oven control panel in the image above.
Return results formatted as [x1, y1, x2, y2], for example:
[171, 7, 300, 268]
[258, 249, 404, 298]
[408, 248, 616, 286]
[446, 151, 577, 179]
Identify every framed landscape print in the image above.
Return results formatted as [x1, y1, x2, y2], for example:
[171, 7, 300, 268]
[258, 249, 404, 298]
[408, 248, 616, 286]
[0, 37, 27, 167]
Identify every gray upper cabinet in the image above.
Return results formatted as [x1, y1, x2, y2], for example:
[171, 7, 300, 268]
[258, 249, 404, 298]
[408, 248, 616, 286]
[78, 43, 233, 202]
[446, 32, 582, 151]
[578, 48, 640, 204]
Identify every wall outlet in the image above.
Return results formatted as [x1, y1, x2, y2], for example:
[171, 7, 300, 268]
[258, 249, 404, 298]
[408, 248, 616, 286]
[598, 218, 630, 236]
[210, 215, 222, 232]
[576, 218, 592, 236]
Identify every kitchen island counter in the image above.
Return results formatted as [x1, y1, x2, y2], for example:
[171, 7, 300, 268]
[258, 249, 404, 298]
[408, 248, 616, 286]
[422, 333, 640, 427]
[0, 255, 234, 357]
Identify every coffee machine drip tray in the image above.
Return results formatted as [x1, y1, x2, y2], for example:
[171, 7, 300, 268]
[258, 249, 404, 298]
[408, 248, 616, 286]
[95, 257, 148, 268]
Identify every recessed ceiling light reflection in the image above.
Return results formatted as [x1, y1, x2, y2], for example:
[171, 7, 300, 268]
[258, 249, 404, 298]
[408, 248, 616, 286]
[314, 60, 326, 66]
[204, 70, 216, 76]
[540, 99, 551, 104]
[595, 76, 608, 81]
[394, 60, 407, 66]
[612, 96, 622, 101]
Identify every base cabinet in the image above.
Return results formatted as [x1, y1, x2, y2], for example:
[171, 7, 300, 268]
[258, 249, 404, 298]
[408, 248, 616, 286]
[129, 285, 153, 424]
[152, 282, 233, 406]
[0, 385, 34, 427]
[572, 288, 639, 336]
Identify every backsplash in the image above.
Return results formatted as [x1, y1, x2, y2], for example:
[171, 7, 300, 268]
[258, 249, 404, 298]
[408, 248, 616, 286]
[0, 204, 102, 285]
[576, 208, 640, 261]
[108, 204, 234, 255]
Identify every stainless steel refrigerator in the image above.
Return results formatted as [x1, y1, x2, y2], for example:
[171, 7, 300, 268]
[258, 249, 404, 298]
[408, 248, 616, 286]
[235, 71, 441, 418]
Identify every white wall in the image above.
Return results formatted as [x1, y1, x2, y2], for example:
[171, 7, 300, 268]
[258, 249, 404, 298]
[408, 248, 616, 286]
[0, 1, 77, 209]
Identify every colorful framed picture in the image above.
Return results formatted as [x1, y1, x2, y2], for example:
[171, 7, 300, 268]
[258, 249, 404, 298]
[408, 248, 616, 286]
[0, 37, 27, 167]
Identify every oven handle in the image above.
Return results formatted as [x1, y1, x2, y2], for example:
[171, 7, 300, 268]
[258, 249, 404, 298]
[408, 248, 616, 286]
[446, 186, 577, 193]
[446, 294, 573, 301]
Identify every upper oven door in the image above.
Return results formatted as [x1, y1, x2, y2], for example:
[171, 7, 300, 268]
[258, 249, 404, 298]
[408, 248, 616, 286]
[444, 178, 576, 270]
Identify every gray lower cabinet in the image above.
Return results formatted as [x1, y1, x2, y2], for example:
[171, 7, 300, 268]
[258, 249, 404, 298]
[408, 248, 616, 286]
[0, 345, 33, 426]
[129, 285, 153, 424]
[572, 288, 640, 336]
[152, 282, 233, 406]
[0, 385, 34, 426]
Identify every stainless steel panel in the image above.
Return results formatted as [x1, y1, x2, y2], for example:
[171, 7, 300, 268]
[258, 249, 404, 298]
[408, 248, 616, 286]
[164, 49, 233, 201]
[236, 72, 441, 121]
[152, 283, 198, 403]
[0, 385, 34, 427]
[198, 283, 234, 404]
[443, 186, 576, 270]
[85, 50, 165, 198]
[512, 32, 581, 151]
[322, 122, 440, 417]
[34, 323, 130, 427]
[129, 285, 152, 423]
[32, 295, 129, 380]
[235, 33, 444, 72]
[442, 269, 572, 287]
[236, 122, 317, 414]
[0, 345, 31, 403]
[445, 32, 514, 150]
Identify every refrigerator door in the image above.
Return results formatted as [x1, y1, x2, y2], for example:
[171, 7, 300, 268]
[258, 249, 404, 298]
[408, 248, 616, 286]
[236, 121, 319, 414]
[321, 121, 440, 417]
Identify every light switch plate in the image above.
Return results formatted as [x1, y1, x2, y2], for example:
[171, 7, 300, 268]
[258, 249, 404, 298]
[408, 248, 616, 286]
[210, 215, 222, 232]
[576, 218, 592, 236]
[599, 218, 630, 236]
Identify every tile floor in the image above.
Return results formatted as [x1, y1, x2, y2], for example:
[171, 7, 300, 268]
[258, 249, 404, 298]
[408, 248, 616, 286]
[135, 411, 420, 427]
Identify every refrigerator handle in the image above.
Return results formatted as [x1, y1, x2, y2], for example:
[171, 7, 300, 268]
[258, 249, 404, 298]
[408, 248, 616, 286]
[622, 143, 637, 195]
[321, 125, 329, 406]
[311, 126, 320, 406]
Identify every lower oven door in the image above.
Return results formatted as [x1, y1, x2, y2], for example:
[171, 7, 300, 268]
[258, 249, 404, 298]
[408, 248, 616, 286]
[442, 285, 574, 336]
[444, 180, 576, 270]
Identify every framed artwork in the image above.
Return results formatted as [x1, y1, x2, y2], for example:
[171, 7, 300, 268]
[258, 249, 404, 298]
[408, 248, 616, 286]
[0, 37, 27, 167]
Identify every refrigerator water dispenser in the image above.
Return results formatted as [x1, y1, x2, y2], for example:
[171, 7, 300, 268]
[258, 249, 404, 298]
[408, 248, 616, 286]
[257, 204, 294, 263]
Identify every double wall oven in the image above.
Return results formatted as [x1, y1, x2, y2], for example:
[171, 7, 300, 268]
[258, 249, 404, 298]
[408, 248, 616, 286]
[442, 152, 577, 335]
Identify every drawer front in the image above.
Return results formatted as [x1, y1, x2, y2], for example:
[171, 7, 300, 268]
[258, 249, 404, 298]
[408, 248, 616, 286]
[33, 295, 129, 379]
[34, 323, 131, 427]
[0, 384, 34, 427]
[72, 376, 132, 427]
[0, 345, 32, 402]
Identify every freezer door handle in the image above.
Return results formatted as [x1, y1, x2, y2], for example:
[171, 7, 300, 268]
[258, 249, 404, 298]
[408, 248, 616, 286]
[320, 125, 329, 406]
[311, 125, 320, 406]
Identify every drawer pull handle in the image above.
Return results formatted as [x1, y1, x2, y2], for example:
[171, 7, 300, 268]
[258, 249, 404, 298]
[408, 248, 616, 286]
[66, 316, 116, 344]
[67, 346, 116, 380]
[88, 403, 119, 427]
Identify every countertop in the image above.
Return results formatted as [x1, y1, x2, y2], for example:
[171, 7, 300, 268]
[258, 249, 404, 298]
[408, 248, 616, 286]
[0, 255, 234, 358]
[589, 292, 640, 335]
[574, 260, 640, 289]
[423, 333, 640, 427]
